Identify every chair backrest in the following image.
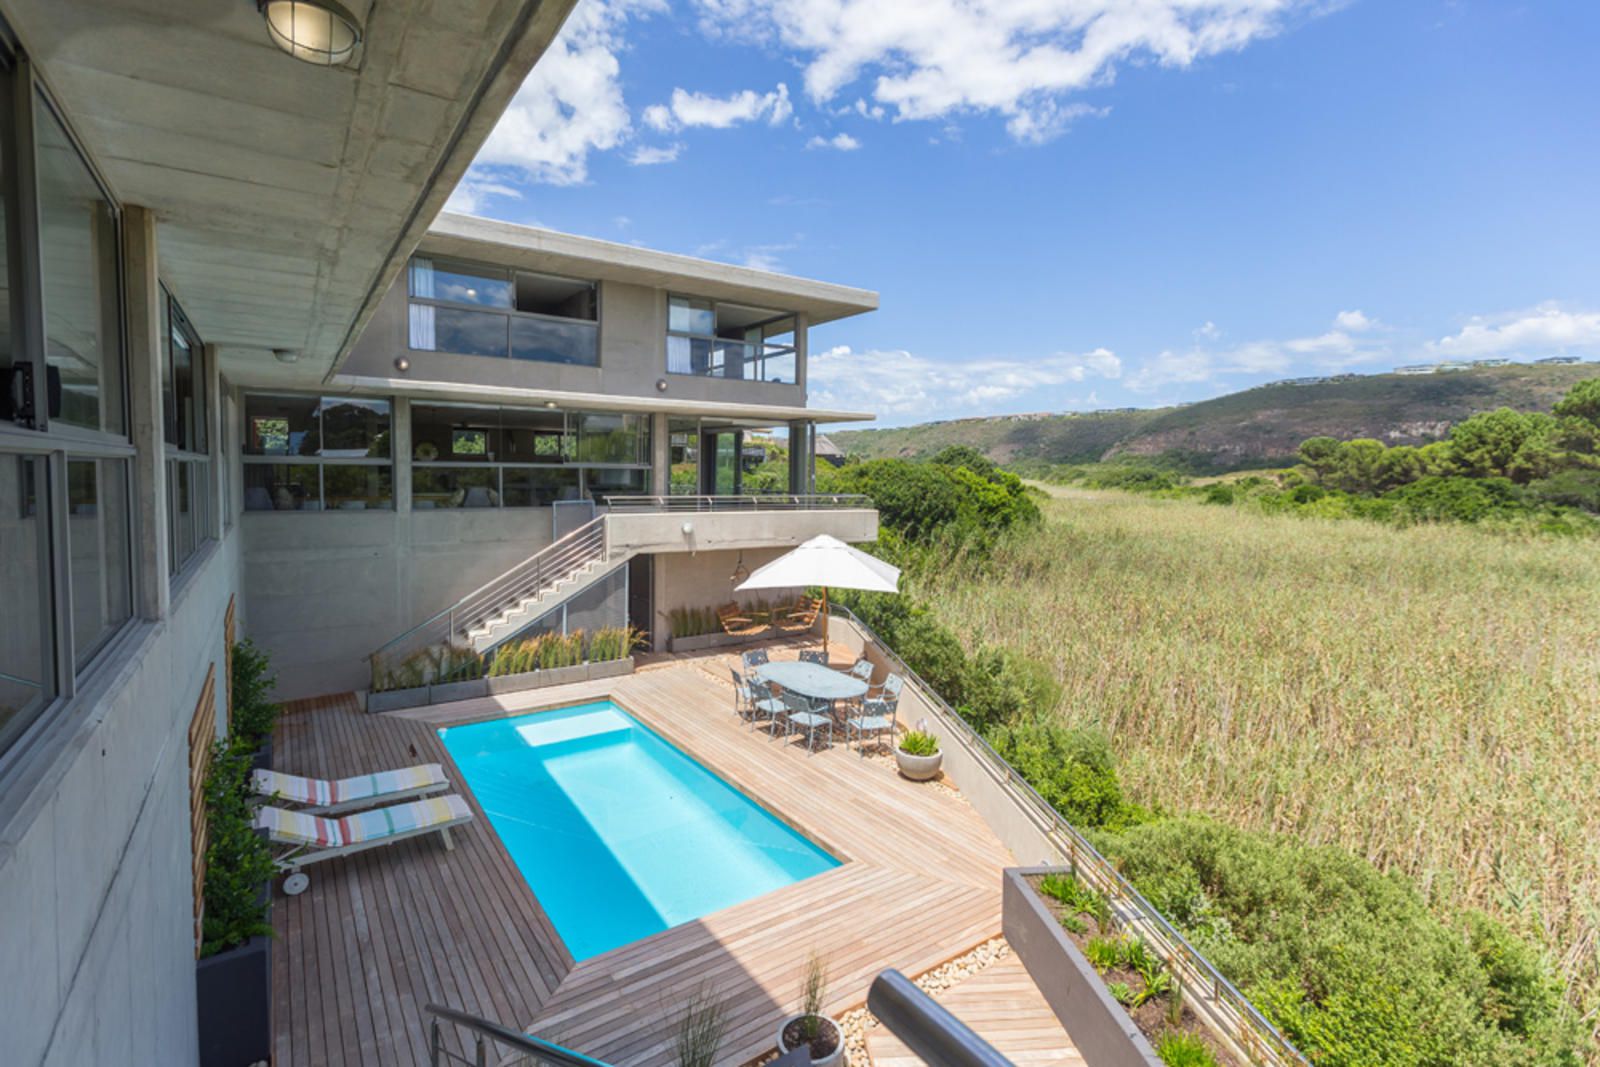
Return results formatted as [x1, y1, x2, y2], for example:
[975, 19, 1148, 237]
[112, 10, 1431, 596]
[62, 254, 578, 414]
[742, 648, 769, 668]
[780, 689, 815, 716]
[799, 650, 827, 665]
[730, 668, 749, 698]
[848, 659, 873, 681]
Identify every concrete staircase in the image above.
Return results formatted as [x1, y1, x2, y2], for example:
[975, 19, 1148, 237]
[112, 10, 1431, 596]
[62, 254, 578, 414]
[464, 555, 630, 653]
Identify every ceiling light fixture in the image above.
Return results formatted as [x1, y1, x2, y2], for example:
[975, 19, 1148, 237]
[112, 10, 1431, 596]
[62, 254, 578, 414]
[272, 348, 301, 364]
[258, 0, 362, 67]
[544, 400, 558, 409]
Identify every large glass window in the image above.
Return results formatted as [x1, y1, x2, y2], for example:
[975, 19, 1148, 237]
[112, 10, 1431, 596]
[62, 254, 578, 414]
[163, 291, 213, 576]
[407, 256, 598, 367]
[667, 296, 797, 384]
[36, 94, 123, 435]
[410, 403, 647, 509]
[66, 458, 131, 668]
[242, 394, 392, 511]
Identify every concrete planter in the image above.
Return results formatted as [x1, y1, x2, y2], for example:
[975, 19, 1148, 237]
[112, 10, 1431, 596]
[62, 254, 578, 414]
[776, 1014, 846, 1067]
[196, 932, 272, 1067]
[668, 631, 757, 654]
[894, 746, 943, 781]
[541, 664, 590, 688]
[586, 657, 634, 681]
[486, 670, 547, 696]
[429, 677, 489, 704]
[1002, 868, 1161, 1067]
[250, 736, 273, 772]
[367, 685, 429, 713]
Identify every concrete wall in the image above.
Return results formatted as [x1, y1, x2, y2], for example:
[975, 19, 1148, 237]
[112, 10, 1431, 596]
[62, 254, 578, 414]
[649, 545, 799, 643]
[342, 273, 808, 409]
[610, 507, 878, 557]
[0, 532, 240, 1067]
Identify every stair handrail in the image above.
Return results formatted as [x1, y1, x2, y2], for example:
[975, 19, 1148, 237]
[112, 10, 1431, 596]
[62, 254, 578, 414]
[426, 1003, 613, 1067]
[371, 515, 608, 668]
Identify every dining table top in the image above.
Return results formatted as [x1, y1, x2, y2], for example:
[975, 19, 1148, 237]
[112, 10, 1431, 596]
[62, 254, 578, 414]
[751, 660, 870, 701]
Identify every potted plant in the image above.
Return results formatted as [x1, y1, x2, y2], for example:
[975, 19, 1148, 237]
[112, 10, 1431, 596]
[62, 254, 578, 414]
[675, 986, 729, 1067]
[230, 638, 280, 771]
[776, 953, 845, 1066]
[196, 740, 276, 1067]
[895, 728, 943, 781]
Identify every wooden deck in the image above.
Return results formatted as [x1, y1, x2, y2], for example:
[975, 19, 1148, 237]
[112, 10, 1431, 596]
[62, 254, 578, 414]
[270, 641, 1047, 1066]
[865, 955, 1086, 1067]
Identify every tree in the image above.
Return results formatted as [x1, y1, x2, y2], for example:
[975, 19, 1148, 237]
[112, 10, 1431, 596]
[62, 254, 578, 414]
[930, 445, 997, 478]
[1446, 410, 1558, 483]
[1551, 377, 1600, 425]
[1298, 437, 1342, 483]
[1330, 439, 1387, 495]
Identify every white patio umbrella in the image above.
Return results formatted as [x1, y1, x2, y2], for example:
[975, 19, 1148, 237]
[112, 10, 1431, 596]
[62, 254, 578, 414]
[736, 534, 900, 649]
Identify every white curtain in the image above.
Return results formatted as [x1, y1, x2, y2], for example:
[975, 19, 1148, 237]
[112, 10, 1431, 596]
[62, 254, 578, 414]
[408, 257, 436, 350]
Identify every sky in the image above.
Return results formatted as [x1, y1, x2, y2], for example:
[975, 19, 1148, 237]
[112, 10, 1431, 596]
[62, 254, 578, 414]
[444, 0, 1600, 427]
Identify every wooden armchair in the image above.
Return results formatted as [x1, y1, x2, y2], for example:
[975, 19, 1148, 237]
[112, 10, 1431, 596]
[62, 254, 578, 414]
[717, 602, 767, 638]
[773, 595, 822, 634]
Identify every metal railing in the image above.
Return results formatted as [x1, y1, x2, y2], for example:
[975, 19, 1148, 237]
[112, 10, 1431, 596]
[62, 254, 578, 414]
[426, 1003, 613, 1067]
[601, 493, 872, 512]
[830, 604, 1309, 1067]
[868, 970, 1014, 1067]
[369, 516, 610, 682]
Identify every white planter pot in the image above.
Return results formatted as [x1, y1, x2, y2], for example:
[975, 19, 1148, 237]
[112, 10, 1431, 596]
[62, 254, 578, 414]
[895, 747, 943, 781]
[776, 1014, 845, 1067]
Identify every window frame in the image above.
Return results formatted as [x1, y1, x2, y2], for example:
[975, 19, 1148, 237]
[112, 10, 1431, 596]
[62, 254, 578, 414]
[240, 391, 395, 513]
[405, 255, 601, 367]
[665, 293, 798, 384]
[162, 287, 213, 577]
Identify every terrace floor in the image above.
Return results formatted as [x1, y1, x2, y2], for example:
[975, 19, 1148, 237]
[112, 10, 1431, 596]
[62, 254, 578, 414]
[270, 639, 1073, 1066]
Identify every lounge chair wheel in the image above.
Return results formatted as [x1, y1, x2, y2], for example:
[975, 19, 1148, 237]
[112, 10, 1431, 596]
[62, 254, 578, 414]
[283, 872, 310, 896]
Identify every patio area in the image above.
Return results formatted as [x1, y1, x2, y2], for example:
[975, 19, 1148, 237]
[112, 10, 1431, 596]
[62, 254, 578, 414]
[269, 638, 1070, 1066]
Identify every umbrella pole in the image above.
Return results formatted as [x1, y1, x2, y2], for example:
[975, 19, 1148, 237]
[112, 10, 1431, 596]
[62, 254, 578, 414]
[821, 586, 829, 653]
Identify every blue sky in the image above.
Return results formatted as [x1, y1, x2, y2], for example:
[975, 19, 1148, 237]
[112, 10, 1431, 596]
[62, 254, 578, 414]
[448, 0, 1600, 426]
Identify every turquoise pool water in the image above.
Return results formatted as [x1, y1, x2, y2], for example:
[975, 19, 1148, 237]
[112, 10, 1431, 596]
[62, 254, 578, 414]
[438, 700, 840, 960]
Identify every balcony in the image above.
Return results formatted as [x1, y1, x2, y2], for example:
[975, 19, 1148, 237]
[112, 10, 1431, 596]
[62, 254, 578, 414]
[602, 493, 878, 555]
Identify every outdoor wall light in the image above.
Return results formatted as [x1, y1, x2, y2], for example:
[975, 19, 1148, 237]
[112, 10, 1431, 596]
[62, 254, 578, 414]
[258, 0, 363, 66]
[272, 348, 301, 364]
[681, 522, 694, 536]
[544, 400, 559, 409]
[656, 378, 668, 392]
[393, 355, 410, 373]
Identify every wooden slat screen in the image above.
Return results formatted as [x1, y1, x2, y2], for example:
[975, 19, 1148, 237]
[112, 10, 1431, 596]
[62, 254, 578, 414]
[188, 665, 217, 955]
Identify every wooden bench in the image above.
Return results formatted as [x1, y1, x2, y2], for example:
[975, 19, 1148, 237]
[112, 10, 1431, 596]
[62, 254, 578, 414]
[718, 602, 768, 638]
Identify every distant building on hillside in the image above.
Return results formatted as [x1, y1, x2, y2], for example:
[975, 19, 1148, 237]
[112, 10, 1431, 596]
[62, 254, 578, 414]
[1394, 364, 1438, 375]
[1472, 358, 1510, 367]
[1435, 361, 1471, 372]
[1536, 355, 1581, 365]
[814, 434, 847, 467]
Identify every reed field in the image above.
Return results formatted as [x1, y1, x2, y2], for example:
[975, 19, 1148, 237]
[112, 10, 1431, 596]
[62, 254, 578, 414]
[917, 487, 1600, 1023]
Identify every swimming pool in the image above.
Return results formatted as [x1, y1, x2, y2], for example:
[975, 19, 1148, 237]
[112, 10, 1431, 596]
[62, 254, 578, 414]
[438, 700, 840, 960]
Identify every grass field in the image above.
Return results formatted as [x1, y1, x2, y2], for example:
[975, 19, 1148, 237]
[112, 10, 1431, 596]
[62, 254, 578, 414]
[917, 486, 1600, 1023]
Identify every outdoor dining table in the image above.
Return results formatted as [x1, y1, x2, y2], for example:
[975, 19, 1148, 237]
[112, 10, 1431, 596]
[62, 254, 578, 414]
[752, 660, 869, 715]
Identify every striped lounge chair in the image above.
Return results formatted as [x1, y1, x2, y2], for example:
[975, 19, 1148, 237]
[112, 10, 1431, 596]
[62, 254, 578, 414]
[254, 794, 475, 895]
[250, 763, 449, 814]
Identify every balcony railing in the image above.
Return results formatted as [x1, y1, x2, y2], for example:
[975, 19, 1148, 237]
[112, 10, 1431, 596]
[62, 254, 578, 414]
[601, 493, 872, 512]
[666, 335, 796, 383]
[830, 604, 1309, 1067]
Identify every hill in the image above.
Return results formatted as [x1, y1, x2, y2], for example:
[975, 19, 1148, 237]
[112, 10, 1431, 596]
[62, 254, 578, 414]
[831, 362, 1600, 472]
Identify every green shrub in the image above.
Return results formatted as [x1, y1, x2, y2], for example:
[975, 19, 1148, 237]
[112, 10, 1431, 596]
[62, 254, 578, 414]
[668, 605, 720, 639]
[1038, 871, 1110, 929]
[898, 730, 938, 756]
[1101, 818, 1582, 1067]
[1155, 1032, 1219, 1067]
[987, 721, 1147, 831]
[587, 625, 642, 662]
[1383, 475, 1525, 525]
[229, 638, 279, 748]
[199, 741, 275, 957]
[1084, 936, 1124, 973]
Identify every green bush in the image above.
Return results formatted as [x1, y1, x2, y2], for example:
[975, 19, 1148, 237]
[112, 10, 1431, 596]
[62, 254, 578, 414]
[1100, 818, 1582, 1067]
[1155, 1032, 1219, 1067]
[820, 455, 1038, 556]
[200, 741, 275, 957]
[1383, 476, 1524, 524]
[229, 638, 280, 748]
[986, 721, 1147, 831]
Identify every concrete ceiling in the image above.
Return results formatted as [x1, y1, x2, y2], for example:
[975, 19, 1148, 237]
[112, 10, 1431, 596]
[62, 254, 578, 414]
[4, 0, 576, 388]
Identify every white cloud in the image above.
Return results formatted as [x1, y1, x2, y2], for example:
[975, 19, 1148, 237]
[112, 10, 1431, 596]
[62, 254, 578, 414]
[690, 0, 1322, 143]
[805, 132, 861, 151]
[628, 142, 683, 165]
[444, 178, 523, 215]
[461, 0, 662, 190]
[809, 345, 1122, 416]
[647, 83, 793, 131]
[1128, 311, 1388, 391]
[1427, 302, 1600, 359]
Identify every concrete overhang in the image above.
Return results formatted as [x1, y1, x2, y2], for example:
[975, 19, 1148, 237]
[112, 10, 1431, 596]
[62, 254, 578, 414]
[4, 0, 577, 389]
[328, 373, 877, 425]
[413, 212, 882, 330]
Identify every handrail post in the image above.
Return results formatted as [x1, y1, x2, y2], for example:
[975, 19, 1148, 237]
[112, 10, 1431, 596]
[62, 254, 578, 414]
[475, 1033, 487, 1067]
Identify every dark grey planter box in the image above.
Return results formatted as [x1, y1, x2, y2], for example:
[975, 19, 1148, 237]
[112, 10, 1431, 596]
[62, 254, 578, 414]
[668, 631, 759, 653]
[250, 737, 272, 772]
[196, 932, 271, 1067]
[540, 664, 589, 688]
[367, 685, 429, 713]
[429, 677, 490, 704]
[586, 657, 633, 681]
[1003, 867, 1161, 1067]
[487, 670, 546, 696]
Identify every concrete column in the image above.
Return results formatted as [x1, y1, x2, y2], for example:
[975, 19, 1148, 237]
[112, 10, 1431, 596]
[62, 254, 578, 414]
[123, 205, 169, 620]
[650, 411, 669, 495]
[795, 311, 809, 398]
